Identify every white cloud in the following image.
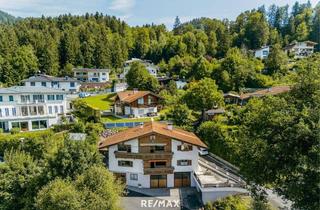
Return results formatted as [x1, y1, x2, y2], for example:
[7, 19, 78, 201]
[109, 0, 135, 13]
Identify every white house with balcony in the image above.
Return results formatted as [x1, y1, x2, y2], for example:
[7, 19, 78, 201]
[284, 41, 317, 58]
[120, 58, 158, 80]
[73, 68, 110, 83]
[0, 86, 68, 132]
[254, 46, 270, 59]
[23, 74, 81, 92]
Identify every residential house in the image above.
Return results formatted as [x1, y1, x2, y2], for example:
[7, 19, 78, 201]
[204, 109, 225, 121]
[254, 46, 270, 59]
[113, 90, 160, 118]
[23, 74, 81, 92]
[0, 86, 68, 132]
[73, 68, 110, 83]
[98, 121, 207, 188]
[113, 82, 128, 93]
[284, 41, 317, 58]
[239, 86, 291, 105]
[120, 58, 158, 79]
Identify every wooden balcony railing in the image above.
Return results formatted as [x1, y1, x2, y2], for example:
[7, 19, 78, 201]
[114, 151, 173, 160]
[144, 167, 174, 175]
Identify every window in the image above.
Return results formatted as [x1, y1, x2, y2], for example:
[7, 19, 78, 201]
[118, 143, 132, 153]
[11, 122, 20, 128]
[31, 82, 35, 86]
[177, 143, 193, 151]
[47, 95, 55, 101]
[33, 95, 44, 102]
[118, 160, 133, 167]
[76, 72, 80, 75]
[9, 95, 14, 102]
[56, 95, 64, 100]
[148, 96, 153, 105]
[5, 108, 9, 116]
[21, 106, 28, 116]
[70, 82, 75, 87]
[40, 120, 47, 129]
[51, 81, 59, 87]
[263, 50, 268, 56]
[21, 95, 30, 102]
[41, 82, 47, 87]
[177, 160, 192, 166]
[138, 98, 144, 105]
[54, 106, 58, 113]
[60, 105, 64, 113]
[102, 73, 106, 75]
[32, 120, 47, 130]
[29, 106, 37, 115]
[12, 108, 16, 116]
[0, 96, 2, 102]
[38, 106, 44, 115]
[32, 121, 40, 130]
[48, 106, 53, 114]
[150, 145, 165, 153]
[130, 173, 138, 181]
[150, 161, 166, 168]
[138, 109, 144, 115]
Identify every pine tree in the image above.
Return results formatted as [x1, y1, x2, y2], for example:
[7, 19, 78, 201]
[173, 16, 181, 30]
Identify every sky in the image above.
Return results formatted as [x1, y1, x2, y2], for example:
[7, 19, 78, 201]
[0, 0, 318, 29]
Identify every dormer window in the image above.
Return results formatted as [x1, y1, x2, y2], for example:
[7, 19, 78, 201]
[177, 143, 192, 151]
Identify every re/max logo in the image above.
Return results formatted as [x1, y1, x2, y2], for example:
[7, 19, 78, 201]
[141, 199, 180, 208]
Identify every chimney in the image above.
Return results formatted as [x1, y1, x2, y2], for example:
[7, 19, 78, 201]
[167, 122, 173, 131]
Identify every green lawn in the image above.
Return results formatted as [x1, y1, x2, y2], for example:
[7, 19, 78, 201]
[101, 115, 160, 123]
[81, 93, 115, 110]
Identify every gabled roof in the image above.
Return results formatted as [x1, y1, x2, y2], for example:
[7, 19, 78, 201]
[73, 68, 110, 72]
[23, 74, 78, 82]
[99, 121, 207, 149]
[0, 86, 67, 94]
[240, 86, 291, 100]
[116, 90, 159, 103]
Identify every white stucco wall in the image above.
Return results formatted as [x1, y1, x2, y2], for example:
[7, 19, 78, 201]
[131, 107, 157, 117]
[171, 140, 199, 173]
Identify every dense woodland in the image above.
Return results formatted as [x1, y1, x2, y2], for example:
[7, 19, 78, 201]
[0, 1, 319, 89]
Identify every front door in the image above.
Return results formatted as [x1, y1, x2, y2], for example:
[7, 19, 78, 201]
[174, 172, 191, 188]
[150, 175, 167, 188]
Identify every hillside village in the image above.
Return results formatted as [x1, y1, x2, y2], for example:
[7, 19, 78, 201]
[0, 1, 319, 210]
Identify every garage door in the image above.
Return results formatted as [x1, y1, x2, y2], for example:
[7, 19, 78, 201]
[174, 172, 191, 187]
[150, 175, 167, 188]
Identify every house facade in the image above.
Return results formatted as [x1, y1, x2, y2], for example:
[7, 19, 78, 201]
[0, 86, 68, 132]
[23, 74, 81, 92]
[120, 58, 158, 80]
[99, 121, 207, 188]
[73, 68, 110, 83]
[254, 46, 270, 59]
[113, 90, 160, 118]
[284, 41, 317, 58]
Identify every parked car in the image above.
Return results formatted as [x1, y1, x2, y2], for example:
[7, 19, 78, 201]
[199, 148, 209, 156]
[147, 112, 157, 117]
[79, 92, 91, 98]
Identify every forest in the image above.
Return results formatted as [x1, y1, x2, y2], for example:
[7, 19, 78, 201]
[0, 1, 319, 89]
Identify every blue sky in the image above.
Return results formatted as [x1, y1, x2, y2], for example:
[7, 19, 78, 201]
[0, 0, 318, 29]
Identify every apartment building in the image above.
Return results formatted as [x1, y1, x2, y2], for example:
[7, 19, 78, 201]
[23, 74, 81, 92]
[73, 68, 110, 83]
[99, 121, 207, 188]
[0, 86, 68, 132]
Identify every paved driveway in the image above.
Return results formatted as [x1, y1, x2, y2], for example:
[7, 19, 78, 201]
[121, 190, 180, 210]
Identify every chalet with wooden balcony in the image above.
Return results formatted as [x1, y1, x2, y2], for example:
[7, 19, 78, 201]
[113, 90, 160, 118]
[99, 121, 207, 188]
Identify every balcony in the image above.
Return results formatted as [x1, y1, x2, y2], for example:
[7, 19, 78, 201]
[144, 167, 174, 175]
[114, 151, 173, 160]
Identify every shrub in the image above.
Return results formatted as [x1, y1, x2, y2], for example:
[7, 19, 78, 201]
[10, 128, 20, 134]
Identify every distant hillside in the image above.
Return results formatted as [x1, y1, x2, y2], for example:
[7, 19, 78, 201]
[0, 10, 17, 23]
